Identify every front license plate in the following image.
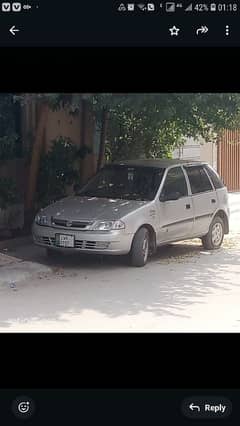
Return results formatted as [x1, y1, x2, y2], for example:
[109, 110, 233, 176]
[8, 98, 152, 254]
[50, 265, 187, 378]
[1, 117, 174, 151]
[56, 234, 75, 248]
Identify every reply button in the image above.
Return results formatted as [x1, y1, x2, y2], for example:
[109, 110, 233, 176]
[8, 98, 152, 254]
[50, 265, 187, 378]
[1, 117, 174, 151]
[182, 396, 232, 419]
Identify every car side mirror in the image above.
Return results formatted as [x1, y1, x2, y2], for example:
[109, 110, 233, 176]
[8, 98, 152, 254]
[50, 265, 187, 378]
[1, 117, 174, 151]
[160, 191, 181, 202]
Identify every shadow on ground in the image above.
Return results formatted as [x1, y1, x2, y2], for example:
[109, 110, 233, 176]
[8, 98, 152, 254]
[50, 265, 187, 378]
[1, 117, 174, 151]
[1, 239, 205, 267]
[0, 238, 239, 329]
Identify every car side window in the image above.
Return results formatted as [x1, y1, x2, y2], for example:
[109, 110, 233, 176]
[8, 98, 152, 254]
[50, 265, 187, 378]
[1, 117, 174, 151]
[161, 167, 188, 198]
[204, 165, 224, 189]
[185, 166, 213, 194]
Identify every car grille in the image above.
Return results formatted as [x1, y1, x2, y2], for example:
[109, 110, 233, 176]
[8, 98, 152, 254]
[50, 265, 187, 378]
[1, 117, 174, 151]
[51, 217, 94, 229]
[35, 235, 110, 250]
[35, 236, 55, 246]
[74, 240, 110, 250]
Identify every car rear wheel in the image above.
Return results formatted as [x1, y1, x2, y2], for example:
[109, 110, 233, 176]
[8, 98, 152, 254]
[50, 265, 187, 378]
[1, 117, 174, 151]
[201, 216, 224, 250]
[129, 227, 150, 267]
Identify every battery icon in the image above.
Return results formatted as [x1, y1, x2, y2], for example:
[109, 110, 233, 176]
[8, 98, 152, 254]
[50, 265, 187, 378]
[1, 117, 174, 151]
[210, 3, 216, 11]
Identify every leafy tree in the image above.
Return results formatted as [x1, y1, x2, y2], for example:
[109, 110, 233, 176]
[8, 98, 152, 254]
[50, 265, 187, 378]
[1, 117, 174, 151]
[0, 94, 19, 161]
[16, 93, 240, 158]
[0, 177, 20, 209]
[0, 95, 22, 212]
[90, 93, 240, 162]
[11, 93, 240, 208]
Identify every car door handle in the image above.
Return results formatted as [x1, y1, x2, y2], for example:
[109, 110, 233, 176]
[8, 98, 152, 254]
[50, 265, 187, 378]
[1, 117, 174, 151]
[186, 204, 191, 209]
[211, 199, 216, 203]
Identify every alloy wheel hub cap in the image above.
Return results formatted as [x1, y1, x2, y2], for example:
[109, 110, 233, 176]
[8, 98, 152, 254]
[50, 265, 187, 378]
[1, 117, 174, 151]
[143, 238, 149, 261]
[212, 222, 223, 245]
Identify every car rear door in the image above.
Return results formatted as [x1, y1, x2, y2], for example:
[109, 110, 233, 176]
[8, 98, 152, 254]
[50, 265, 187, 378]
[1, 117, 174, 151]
[204, 164, 229, 218]
[184, 165, 217, 236]
[157, 166, 194, 243]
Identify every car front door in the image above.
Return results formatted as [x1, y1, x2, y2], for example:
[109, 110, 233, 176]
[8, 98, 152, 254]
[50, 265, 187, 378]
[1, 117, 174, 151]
[157, 166, 194, 243]
[184, 165, 217, 236]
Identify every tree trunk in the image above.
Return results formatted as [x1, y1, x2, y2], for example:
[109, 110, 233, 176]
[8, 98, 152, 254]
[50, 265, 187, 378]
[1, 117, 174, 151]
[25, 103, 48, 214]
[97, 109, 109, 172]
[80, 99, 89, 184]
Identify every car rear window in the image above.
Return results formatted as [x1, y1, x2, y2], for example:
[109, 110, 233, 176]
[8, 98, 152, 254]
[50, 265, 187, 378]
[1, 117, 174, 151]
[184, 166, 213, 194]
[204, 165, 225, 189]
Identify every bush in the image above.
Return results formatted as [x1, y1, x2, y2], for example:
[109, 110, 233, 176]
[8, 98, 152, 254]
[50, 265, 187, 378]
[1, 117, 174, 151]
[36, 137, 91, 208]
[0, 134, 19, 161]
[0, 177, 20, 210]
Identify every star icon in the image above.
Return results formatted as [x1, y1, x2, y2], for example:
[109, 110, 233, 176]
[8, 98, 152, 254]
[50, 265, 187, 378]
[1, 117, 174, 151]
[169, 25, 180, 36]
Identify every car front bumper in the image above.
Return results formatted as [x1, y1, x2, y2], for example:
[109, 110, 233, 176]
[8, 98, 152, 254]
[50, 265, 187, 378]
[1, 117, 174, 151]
[32, 223, 134, 255]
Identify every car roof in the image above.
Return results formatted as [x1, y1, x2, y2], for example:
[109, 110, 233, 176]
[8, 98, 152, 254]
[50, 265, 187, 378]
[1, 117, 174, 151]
[111, 159, 208, 168]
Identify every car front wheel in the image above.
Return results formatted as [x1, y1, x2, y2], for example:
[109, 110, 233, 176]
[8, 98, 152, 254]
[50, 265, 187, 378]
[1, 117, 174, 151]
[201, 216, 224, 250]
[129, 227, 150, 267]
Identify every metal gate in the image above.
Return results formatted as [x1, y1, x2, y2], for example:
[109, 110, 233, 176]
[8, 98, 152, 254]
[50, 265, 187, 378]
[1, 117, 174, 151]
[217, 129, 240, 192]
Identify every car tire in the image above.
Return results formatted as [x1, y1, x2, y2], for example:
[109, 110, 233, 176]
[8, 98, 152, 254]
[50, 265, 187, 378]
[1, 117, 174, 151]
[129, 227, 150, 267]
[201, 215, 224, 250]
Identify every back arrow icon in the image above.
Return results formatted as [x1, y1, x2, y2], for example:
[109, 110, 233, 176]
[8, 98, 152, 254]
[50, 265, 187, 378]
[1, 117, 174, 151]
[10, 26, 20, 36]
[189, 403, 201, 412]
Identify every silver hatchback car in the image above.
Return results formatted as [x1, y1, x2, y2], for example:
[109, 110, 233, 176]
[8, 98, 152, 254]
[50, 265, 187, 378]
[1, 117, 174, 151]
[32, 159, 230, 267]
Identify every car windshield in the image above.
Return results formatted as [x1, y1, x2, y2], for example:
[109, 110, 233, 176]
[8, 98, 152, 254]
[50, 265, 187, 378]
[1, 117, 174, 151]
[77, 165, 165, 201]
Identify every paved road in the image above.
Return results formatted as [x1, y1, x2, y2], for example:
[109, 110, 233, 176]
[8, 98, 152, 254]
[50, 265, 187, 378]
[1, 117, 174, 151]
[0, 192, 239, 332]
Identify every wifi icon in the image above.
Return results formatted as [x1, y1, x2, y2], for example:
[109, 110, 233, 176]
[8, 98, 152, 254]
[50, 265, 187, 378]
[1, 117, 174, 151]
[138, 3, 147, 10]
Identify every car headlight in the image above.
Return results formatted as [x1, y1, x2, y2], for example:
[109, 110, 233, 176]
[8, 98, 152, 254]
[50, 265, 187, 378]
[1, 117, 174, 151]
[92, 220, 125, 231]
[35, 214, 49, 226]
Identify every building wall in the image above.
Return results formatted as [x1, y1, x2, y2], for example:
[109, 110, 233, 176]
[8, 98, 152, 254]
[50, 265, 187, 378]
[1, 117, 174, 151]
[199, 140, 217, 169]
[23, 101, 98, 186]
[44, 107, 82, 151]
[172, 136, 217, 169]
[22, 103, 82, 150]
[173, 137, 201, 161]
